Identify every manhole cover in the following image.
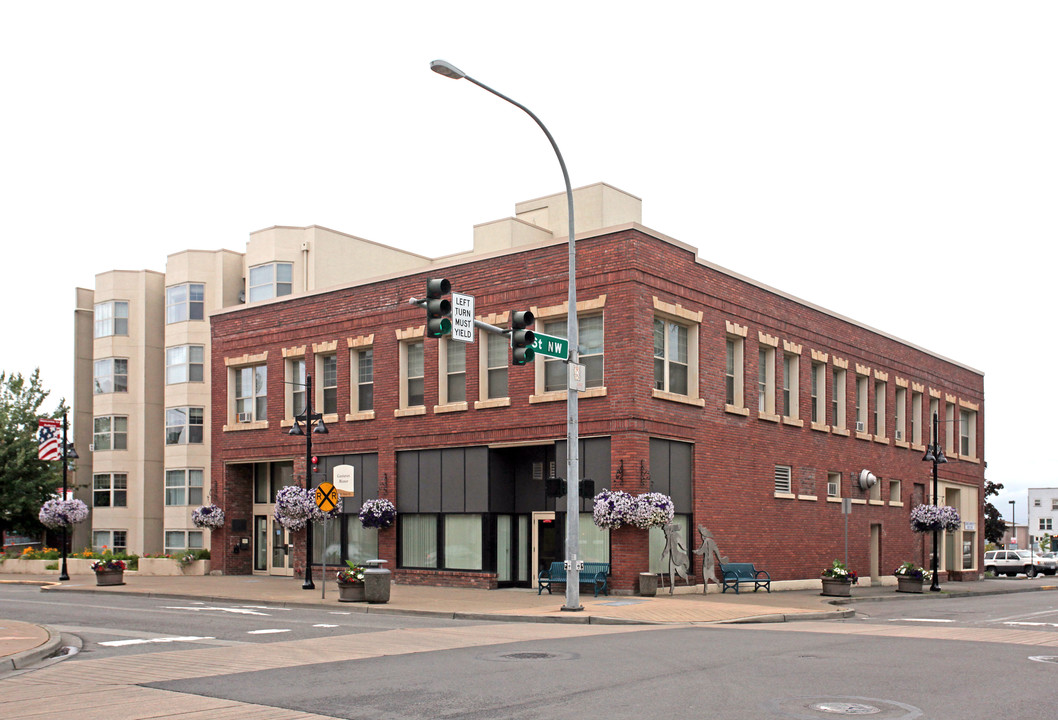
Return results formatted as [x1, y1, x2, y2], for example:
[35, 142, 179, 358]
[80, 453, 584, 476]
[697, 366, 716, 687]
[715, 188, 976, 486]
[813, 703, 881, 715]
[477, 649, 578, 663]
[501, 652, 554, 660]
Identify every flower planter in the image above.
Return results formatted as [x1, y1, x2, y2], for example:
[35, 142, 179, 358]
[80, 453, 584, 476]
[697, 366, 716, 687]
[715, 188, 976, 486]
[896, 576, 925, 593]
[138, 558, 211, 576]
[337, 582, 365, 602]
[95, 569, 125, 586]
[821, 578, 852, 597]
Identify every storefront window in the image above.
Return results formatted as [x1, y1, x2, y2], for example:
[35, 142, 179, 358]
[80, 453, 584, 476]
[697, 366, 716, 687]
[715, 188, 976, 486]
[401, 514, 437, 568]
[444, 515, 482, 570]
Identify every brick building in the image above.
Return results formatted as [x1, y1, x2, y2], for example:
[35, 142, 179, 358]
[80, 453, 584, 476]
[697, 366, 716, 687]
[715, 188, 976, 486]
[209, 183, 985, 592]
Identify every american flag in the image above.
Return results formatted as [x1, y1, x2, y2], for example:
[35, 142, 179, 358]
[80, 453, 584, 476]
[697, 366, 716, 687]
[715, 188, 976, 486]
[38, 419, 61, 461]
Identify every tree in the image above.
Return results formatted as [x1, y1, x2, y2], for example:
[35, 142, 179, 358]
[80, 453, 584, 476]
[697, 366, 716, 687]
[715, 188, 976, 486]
[0, 369, 67, 539]
[983, 479, 1006, 545]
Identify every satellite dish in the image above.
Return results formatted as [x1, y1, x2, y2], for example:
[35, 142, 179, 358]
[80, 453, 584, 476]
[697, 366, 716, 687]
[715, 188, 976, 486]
[857, 469, 877, 490]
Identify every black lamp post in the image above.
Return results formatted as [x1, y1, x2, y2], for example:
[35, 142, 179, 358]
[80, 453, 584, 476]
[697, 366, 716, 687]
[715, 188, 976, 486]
[921, 411, 947, 592]
[59, 413, 78, 582]
[285, 373, 328, 590]
[1008, 500, 1016, 551]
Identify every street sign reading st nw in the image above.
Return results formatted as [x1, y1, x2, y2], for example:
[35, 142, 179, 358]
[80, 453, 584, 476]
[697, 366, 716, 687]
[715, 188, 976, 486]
[530, 331, 568, 360]
[314, 481, 340, 513]
[451, 292, 474, 343]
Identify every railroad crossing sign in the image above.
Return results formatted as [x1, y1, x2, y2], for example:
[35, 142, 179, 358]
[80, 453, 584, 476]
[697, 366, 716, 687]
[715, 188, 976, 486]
[314, 481, 340, 513]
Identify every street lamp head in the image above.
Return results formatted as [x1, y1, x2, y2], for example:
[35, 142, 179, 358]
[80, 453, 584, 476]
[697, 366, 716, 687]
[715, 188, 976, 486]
[65, 444, 78, 460]
[312, 419, 329, 435]
[288, 421, 304, 437]
[430, 59, 466, 80]
[922, 447, 935, 463]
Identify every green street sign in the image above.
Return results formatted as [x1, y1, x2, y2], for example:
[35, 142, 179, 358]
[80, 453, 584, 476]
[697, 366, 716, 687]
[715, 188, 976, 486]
[531, 332, 569, 360]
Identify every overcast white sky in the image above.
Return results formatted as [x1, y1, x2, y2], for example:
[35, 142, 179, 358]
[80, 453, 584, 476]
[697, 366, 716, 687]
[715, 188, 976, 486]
[2, 2, 1053, 523]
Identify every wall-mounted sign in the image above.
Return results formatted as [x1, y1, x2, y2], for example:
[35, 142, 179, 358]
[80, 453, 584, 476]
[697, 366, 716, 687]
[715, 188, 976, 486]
[333, 464, 355, 496]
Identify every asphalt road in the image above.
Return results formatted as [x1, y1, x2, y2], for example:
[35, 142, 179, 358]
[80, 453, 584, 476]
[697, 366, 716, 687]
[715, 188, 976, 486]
[4, 584, 1058, 719]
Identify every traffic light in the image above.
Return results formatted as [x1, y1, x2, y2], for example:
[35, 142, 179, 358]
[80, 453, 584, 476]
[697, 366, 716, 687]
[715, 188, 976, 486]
[425, 278, 452, 338]
[511, 310, 535, 365]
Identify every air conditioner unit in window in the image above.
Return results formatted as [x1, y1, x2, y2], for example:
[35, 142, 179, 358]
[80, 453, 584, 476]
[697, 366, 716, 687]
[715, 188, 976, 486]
[237, 412, 253, 423]
[855, 421, 865, 432]
[895, 430, 903, 441]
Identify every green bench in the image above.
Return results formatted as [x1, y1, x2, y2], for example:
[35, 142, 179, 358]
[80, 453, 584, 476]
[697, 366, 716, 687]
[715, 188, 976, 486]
[538, 561, 610, 597]
[720, 562, 771, 594]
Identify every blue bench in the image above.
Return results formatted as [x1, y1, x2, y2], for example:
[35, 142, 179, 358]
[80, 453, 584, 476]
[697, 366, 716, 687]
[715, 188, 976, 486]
[538, 561, 610, 597]
[720, 562, 771, 594]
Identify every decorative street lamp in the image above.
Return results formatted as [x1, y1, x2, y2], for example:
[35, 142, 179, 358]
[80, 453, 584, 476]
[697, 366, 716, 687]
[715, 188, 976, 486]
[430, 60, 584, 611]
[59, 413, 78, 582]
[285, 373, 328, 589]
[1008, 500, 1016, 551]
[921, 412, 947, 592]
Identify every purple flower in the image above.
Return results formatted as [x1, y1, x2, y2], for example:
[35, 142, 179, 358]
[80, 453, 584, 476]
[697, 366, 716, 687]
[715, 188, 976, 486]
[359, 498, 396, 529]
[592, 489, 637, 529]
[629, 492, 675, 529]
[38, 499, 88, 529]
[191, 504, 225, 530]
[910, 504, 961, 533]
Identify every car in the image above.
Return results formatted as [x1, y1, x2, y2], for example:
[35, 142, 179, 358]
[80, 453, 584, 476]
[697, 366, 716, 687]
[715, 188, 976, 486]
[984, 549, 1057, 577]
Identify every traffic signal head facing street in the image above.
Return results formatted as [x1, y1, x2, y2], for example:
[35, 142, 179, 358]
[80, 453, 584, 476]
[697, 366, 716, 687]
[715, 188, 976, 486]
[425, 278, 452, 338]
[511, 310, 535, 365]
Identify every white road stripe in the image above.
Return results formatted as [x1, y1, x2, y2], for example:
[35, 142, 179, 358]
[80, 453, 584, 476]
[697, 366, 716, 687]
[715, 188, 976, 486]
[247, 629, 291, 635]
[313, 624, 339, 628]
[889, 618, 954, 623]
[164, 606, 270, 616]
[99, 636, 214, 647]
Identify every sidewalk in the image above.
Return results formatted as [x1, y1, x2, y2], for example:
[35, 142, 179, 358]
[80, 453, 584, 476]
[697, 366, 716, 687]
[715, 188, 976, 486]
[3, 573, 1053, 670]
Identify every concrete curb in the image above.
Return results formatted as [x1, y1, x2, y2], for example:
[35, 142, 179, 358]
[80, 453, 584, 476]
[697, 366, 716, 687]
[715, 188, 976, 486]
[3, 625, 62, 672]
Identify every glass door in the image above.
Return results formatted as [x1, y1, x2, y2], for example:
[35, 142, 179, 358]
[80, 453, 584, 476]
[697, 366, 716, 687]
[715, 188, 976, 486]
[531, 511, 559, 589]
[270, 517, 294, 576]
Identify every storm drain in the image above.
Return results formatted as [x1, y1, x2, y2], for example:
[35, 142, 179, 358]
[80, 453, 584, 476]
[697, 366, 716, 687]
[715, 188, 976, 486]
[502, 652, 554, 660]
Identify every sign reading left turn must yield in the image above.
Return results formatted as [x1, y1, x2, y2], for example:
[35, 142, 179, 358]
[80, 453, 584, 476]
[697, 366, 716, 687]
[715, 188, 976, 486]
[315, 481, 340, 513]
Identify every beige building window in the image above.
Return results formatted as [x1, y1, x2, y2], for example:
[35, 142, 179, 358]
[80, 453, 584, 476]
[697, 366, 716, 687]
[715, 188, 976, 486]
[758, 347, 776, 416]
[165, 469, 203, 506]
[440, 337, 466, 405]
[655, 318, 690, 396]
[874, 379, 887, 438]
[93, 415, 128, 451]
[93, 358, 127, 394]
[353, 348, 374, 413]
[542, 315, 604, 392]
[811, 361, 826, 426]
[286, 357, 306, 419]
[164, 529, 203, 555]
[832, 366, 847, 431]
[234, 364, 267, 422]
[93, 529, 127, 553]
[960, 408, 978, 458]
[894, 387, 907, 443]
[911, 390, 923, 445]
[165, 407, 203, 445]
[402, 340, 425, 409]
[484, 334, 508, 400]
[248, 262, 292, 302]
[725, 336, 745, 409]
[166, 345, 205, 384]
[889, 479, 902, 504]
[94, 300, 128, 338]
[855, 374, 869, 433]
[783, 352, 799, 421]
[774, 465, 793, 494]
[165, 283, 204, 324]
[318, 354, 338, 415]
[93, 473, 127, 507]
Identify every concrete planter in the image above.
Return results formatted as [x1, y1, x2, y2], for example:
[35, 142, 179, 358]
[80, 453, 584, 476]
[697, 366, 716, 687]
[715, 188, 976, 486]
[0, 559, 53, 574]
[896, 576, 925, 593]
[138, 558, 211, 576]
[337, 582, 366, 602]
[95, 569, 125, 586]
[821, 577, 853, 597]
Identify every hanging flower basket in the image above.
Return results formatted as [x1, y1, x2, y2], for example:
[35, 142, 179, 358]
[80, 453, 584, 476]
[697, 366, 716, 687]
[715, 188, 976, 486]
[629, 492, 675, 529]
[909, 504, 961, 534]
[38, 498, 88, 529]
[273, 486, 316, 531]
[592, 490, 637, 529]
[359, 499, 396, 529]
[191, 504, 225, 530]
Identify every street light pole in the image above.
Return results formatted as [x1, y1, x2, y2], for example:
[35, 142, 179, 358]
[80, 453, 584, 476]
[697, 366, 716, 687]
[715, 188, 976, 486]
[287, 373, 328, 590]
[922, 412, 947, 592]
[59, 413, 77, 582]
[1009, 500, 1016, 551]
[430, 60, 582, 610]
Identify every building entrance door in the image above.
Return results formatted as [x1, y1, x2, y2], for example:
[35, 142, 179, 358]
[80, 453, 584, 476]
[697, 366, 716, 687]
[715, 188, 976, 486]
[532, 511, 559, 589]
[253, 513, 294, 576]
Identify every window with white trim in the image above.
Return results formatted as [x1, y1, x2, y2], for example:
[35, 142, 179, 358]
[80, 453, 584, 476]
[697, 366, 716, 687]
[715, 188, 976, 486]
[960, 408, 977, 458]
[164, 530, 204, 555]
[93, 473, 127, 507]
[93, 358, 128, 394]
[248, 262, 293, 302]
[165, 468, 204, 506]
[94, 300, 128, 338]
[286, 357, 306, 418]
[855, 374, 869, 432]
[783, 352, 799, 420]
[874, 379, 887, 437]
[166, 283, 205, 324]
[319, 354, 338, 415]
[1040, 518, 1053, 531]
[166, 407, 203, 445]
[832, 366, 847, 430]
[403, 340, 425, 408]
[92, 529, 127, 553]
[894, 386, 907, 442]
[353, 348, 373, 412]
[911, 390, 923, 445]
[485, 334, 508, 400]
[827, 471, 841, 498]
[654, 318, 690, 395]
[234, 364, 267, 422]
[543, 315, 604, 392]
[93, 415, 128, 451]
[442, 338, 466, 404]
[166, 345, 205, 384]
[758, 347, 776, 415]
[726, 336, 745, 408]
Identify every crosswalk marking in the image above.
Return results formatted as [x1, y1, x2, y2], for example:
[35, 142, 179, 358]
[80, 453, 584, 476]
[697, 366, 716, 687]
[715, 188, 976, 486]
[99, 636, 215, 647]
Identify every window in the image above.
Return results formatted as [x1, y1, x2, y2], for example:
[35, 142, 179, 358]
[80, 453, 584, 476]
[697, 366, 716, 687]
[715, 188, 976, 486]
[166, 407, 204, 445]
[1034, 498, 1042, 507]
[94, 300, 128, 338]
[894, 387, 907, 442]
[889, 479, 901, 503]
[654, 319, 689, 395]
[783, 352, 799, 420]
[401, 514, 437, 568]
[93, 473, 127, 507]
[774, 465, 792, 494]
[811, 361, 826, 425]
[945, 402, 955, 455]
[1052, 499, 1058, 511]
[874, 379, 887, 437]
[354, 348, 373, 412]
[758, 347, 776, 415]
[827, 471, 841, 498]
[319, 354, 338, 415]
[93, 358, 128, 394]
[93, 415, 127, 451]
[92, 530, 127, 553]
[911, 390, 923, 445]
[248, 262, 293, 302]
[855, 374, 869, 432]
[235, 364, 267, 422]
[960, 408, 977, 458]
[287, 358, 306, 418]
[832, 366, 847, 430]
[486, 334, 507, 400]
[164, 530, 204, 555]
[725, 336, 745, 408]
[166, 345, 204, 384]
[165, 469, 204, 506]
[929, 397, 940, 442]
[1039, 518, 1053, 531]
[648, 514, 689, 574]
[165, 283, 205, 323]
[444, 515, 483, 570]
[544, 315, 604, 392]
[442, 338, 466, 404]
[401, 340, 425, 408]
